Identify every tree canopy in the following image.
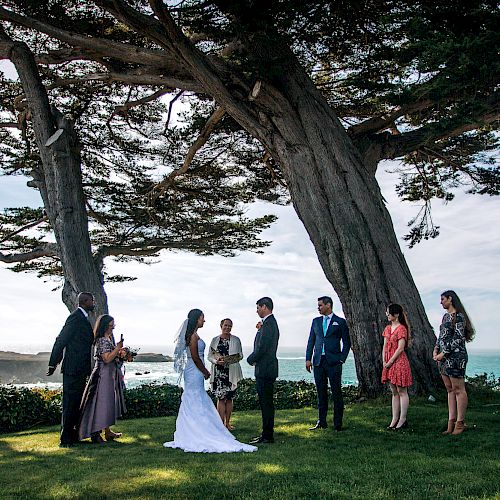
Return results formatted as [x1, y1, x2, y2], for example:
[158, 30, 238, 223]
[1, 0, 497, 251]
[0, 0, 498, 395]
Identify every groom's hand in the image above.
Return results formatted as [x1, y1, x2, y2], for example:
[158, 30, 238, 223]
[47, 366, 56, 376]
[305, 361, 312, 373]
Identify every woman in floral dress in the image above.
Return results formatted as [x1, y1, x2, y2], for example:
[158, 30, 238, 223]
[78, 315, 126, 443]
[433, 290, 475, 435]
[208, 319, 244, 430]
[381, 303, 413, 430]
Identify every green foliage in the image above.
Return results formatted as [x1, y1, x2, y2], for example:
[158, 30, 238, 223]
[466, 372, 500, 390]
[2, 374, 498, 434]
[122, 383, 182, 419]
[0, 379, 360, 434]
[0, 0, 497, 260]
[0, 385, 60, 433]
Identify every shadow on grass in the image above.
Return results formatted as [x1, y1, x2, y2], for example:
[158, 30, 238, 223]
[1, 401, 499, 499]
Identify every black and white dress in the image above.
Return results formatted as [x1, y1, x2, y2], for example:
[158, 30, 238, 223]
[212, 337, 237, 400]
[436, 312, 468, 378]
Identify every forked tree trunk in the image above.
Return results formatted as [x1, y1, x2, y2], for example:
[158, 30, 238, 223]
[8, 40, 108, 322]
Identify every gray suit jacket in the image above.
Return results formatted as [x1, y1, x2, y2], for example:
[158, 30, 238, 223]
[247, 314, 279, 379]
[49, 309, 94, 376]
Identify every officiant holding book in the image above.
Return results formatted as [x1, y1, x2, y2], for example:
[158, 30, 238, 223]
[208, 318, 244, 430]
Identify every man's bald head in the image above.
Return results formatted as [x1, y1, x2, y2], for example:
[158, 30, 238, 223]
[78, 292, 95, 312]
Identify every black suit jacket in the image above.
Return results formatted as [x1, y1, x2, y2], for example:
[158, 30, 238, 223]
[49, 309, 94, 376]
[247, 314, 279, 379]
[305, 314, 351, 366]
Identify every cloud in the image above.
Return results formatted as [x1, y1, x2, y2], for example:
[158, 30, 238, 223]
[0, 163, 499, 352]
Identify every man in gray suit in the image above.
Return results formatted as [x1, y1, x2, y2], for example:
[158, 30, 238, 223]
[306, 296, 351, 431]
[247, 297, 279, 444]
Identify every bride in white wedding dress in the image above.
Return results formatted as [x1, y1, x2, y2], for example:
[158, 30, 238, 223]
[163, 309, 257, 453]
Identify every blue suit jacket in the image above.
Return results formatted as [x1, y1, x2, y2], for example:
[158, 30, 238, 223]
[306, 314, 351, 366]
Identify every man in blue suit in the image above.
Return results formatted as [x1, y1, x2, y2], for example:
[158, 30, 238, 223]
[306, 296, 351, 431]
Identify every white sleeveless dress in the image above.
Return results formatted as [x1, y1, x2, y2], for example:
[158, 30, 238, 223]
[163, 338, 257, 453]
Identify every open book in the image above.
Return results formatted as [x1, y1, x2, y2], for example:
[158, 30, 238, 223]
[210, 347, 242, 365]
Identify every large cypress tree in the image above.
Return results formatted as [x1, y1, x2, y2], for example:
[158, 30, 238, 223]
[0, 0, 497, 394]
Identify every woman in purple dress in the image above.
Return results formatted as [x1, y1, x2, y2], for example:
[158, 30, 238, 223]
[78, 315, 126, 443]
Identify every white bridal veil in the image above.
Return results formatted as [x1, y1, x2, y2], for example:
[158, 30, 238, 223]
[172, 318, 189, 386]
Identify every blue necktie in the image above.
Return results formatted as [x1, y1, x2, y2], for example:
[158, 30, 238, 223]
[322, 316, 329, 354]
[323, 316, 329, 335]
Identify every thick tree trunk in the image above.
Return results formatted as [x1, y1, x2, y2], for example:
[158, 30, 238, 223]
[203, 40, 442, 395]
[257, 60, 441, 396]
[8, 40, 108, 321]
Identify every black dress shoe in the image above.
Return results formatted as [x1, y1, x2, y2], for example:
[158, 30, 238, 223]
[91, 432, 106, 444]
[59, 442, 73, 448]
[333, 426, 343, 432]
[309, 422, 328, 430]
[249, 436, 274, 444]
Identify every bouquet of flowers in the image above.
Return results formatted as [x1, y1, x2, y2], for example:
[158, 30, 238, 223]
[118, 346, 139, 362]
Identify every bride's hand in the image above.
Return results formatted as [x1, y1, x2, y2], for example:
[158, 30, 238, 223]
[204, 371, 210, 380]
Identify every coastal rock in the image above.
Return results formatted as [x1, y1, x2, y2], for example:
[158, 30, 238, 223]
[0, 350, 172, 384]
[134, 353, 173, 362]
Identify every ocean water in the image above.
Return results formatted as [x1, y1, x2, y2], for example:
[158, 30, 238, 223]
[3, 344, 499, 390]
[122, 347, 499, 390]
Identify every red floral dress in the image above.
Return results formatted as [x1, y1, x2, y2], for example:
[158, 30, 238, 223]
[381, 325, 413, 387]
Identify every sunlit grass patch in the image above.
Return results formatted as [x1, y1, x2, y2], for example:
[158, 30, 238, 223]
[1, 399, 499, 499]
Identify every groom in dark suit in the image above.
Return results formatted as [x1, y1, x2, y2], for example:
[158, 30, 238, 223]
[248, 296, 279, 444]
[47, 292, 95, 447]
[306, 296, 351, 431]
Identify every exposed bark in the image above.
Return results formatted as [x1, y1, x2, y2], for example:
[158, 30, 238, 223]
[250, 62, 440, 396]
[3, 35, 108, 320]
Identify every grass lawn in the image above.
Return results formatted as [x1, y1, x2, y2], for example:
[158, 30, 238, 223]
[1, 396, 499, 499]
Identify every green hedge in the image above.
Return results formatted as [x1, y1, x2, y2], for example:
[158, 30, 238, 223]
[0, 379, 331, 433]
[1, 374, 497, 434]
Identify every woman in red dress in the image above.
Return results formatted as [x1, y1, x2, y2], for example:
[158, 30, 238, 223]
[381, 303, 413, 430]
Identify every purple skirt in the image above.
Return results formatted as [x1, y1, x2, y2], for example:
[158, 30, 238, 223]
[78, 360, 126, 439]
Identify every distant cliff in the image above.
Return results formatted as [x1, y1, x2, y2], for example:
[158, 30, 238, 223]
[0, 351, 172, 384]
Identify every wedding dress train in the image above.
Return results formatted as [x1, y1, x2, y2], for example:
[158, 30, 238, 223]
[163, 338, 257, 453]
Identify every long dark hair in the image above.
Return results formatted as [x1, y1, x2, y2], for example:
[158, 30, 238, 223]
[387, 303, 411, 346]
[185, 309, 203, 347]
[93, 314, 114, 344]
[441, 290, 475, 342]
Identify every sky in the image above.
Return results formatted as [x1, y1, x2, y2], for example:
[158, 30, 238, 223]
[1, 162, 499, 353]
[0, 62, 498, 354]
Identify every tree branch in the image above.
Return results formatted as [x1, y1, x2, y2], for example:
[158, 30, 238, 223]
[0, 215, 48, 244]
[0, 243, 59, 263]
[148, 105, 226, 200]
[348, 99, 434, 137]
[379, 108, 499, 160]
[147, 0, 264, 138]
[113, 86, 171, 115]
[0, 6, 182, 69]
[45, 71, 202, 92]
